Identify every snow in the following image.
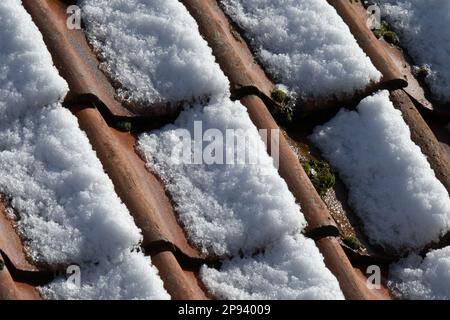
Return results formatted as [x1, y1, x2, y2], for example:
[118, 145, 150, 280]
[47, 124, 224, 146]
[311, 91, 450, 252]
[389, 246, 450, 300]
[376, 0, 450, 103]
[219, 0, 381, 101]
[41, 251, 167, 300]
[0, 2, 68, 116]
[200, 234, 345, 300]
[0, 0, 168, 300]
[78, 0, 229, 106]
[137, 98, 305, 257]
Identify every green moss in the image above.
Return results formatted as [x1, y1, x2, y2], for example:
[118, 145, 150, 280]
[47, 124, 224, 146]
[271, 87, 296, 124]
[373, 29, 383, 39]
[230, 26, 242, 42]
[373, 21, 389, 39]
[343, 235, 362, 251]
[115, 120, 133, 132]
[271, 88, 288, 105]
[373, 21, 400, 46]
[301, 159, 336, 196]
[415, 65, 431, 80]
[281, 106, 295, 124]
[383, 31, 400, 46]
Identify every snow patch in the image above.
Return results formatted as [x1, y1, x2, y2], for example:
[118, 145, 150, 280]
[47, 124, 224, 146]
[0, 0, 68, 114]
[376, 0, 450, 103]
[389, 246, 450, 300]
[200, 234, 345, 300]
[220, 0, 381, 101]
[41, 251, 168, 300]
[311, 91, 450, 252]
[78, 0, 229, 106]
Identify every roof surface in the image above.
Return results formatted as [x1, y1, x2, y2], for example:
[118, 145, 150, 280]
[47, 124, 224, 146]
[0, 0, 449, 300]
